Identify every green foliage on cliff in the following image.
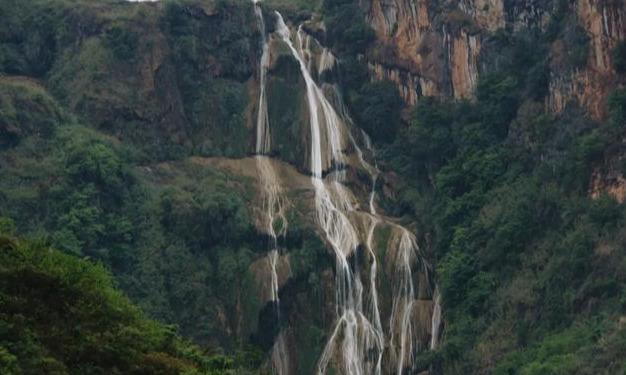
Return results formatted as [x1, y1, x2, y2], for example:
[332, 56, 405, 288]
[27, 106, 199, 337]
[330, 56, 403, 143]
[321, 0, 375, 53]
[0, 0, 256, 161]
[0, 229, 254, 375]
[0, 78, 65, 148]
[379, 20, 626, 375]
[614, 41, 626, 74]
[0, 1, 339, 370]
[0, 71, 328, 368]
[351, 81, 402, 143]
[0, 115, 265, 351]
[0, 0, 57, 77]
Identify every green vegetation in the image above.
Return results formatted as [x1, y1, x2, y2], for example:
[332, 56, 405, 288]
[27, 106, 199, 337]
[324, 55, 403, 143]
[0, 78, 65, 148]
[494, 320, 626, 375]
[350, 81, 402, 143]
[614, 40, 626, 74]
[315, 0, 407, 143]
[0, 53, 333, 374]
[0, 0, 57, 77]
[0, 228, 255, 374]
[2, 0, 625, 373]
[104, 26, 138, 61]
[321, 0, 375, 54]
[0, 1, 339, 369]
[374, 22, 626, 375]
[0, 112, 267, 351]
[0, 0, 256, 161]
[263, 0, 321, 21]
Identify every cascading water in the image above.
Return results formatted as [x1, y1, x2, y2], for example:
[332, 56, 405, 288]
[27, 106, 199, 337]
[252, 2, 290, 374]
[254, 0, 271, 155]
[388, 228, 419, 375]
[345, 89, 429, 375]
[431, 288, 443, 350]
[318, 48, 336, 76]
[258, 10, 442, 375]
[276, 13, 385, 375]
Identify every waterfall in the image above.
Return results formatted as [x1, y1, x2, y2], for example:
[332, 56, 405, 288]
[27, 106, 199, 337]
[276, 13, 391, 375]
[431, 287, 442, 350]
[388, 228, 418, 375]
[352, 118, 430, 374]
[268, 10, 442, 375]
[318, 48, 336, 76]
[252, 2, 290, 374]
[254, 0, 271, 155]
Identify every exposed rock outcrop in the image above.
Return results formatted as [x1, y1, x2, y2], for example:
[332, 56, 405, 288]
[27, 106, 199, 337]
[364, 0, 484, 101]
[549, 0, 625, 119]
[363, 0, 625, 120]
[589, 166, 626, 203]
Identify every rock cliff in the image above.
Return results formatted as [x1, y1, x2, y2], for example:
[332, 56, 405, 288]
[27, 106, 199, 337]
[362, 0, 625, 119]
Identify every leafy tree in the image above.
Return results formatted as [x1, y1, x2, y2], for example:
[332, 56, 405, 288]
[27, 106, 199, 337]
[352, 81, 402, 143]
[322, 0, 375, 53]
[0, 234, 238, 374]
[612, 40, 626, 73]
[104, 26, 138, 61]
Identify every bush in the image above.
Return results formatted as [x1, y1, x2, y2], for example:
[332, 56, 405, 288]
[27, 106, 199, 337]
[104, 26, 138, 61]
[0, 1, 58, 76]
[351, 81, 402, 143]
[322, 1, 375, 53]
[613, 41, 626, 73]
[0, 79, 65, 148]
[0, 235, 223, 374]
[437, 250, 476, 309]
[563, 25, 590, 69]
[608, 89, 626, 124]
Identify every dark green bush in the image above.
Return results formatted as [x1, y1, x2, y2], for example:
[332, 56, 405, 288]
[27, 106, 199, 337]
[0, 79, 65, 148]
[564, 25, 590, 69]
[0, 1, 57, 76]
[104, 26, 138, 61]
[322, 0, 374, 53]
[613, 40, 626, 73]
[609, 89, 626, 124]
[351, 81, 402, 143]
[0, 234, 231, 374]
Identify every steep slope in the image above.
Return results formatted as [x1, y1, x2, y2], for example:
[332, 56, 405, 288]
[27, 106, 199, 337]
[362, 0, 625, 119]
[1, 0, 258, 160]
[1, 0, 625, 374]
[0, 228, 255, 374]
[323, 0, 626, 374]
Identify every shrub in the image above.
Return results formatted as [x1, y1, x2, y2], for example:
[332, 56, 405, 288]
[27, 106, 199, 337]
[613, 41, 626, 73]
[608, 89, 626, 124]
[104, 26, 138, 61]
[0, 235, 220, 374]
[323, 1, 375, 53]
[351, 81, 402, 143]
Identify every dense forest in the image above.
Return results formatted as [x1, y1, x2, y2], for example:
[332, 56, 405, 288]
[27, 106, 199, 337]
[1, 0, 626, 374]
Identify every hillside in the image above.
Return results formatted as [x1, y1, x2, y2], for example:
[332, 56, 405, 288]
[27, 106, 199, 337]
[0, 223, 258, 374]
[0, 0, 625, 374]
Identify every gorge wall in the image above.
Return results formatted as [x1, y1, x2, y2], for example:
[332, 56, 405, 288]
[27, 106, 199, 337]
[1, 0, 626, 374]
[361, 0, 625, 119]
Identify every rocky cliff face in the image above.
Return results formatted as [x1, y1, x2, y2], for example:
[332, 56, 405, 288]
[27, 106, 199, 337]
[362, 0, 625, 119]
[549, 0, 625, 119]
[42, 0, 259, 160]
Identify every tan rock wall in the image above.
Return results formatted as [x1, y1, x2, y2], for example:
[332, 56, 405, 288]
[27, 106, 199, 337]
[549, 0, 625, 119]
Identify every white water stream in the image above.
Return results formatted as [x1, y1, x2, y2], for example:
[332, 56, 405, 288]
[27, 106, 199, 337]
[252, 2, 290, 374]
[253, 7, 441, 374]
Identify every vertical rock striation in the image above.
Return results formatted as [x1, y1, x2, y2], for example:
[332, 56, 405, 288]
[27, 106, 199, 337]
[362, 0, 624, 120]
